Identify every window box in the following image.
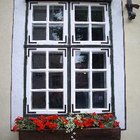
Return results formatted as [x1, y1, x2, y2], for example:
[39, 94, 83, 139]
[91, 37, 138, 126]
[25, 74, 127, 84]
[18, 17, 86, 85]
[19, 128, 121, 140]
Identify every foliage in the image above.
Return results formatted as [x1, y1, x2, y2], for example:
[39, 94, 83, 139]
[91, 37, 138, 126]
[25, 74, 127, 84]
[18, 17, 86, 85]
[12, 113, 120, 133]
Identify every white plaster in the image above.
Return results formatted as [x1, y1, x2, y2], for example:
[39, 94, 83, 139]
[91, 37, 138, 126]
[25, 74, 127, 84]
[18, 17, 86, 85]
[111, 0, 126, 129]
[11, 0, 26, 127]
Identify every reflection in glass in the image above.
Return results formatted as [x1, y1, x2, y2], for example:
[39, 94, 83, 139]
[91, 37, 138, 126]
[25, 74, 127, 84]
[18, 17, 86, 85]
[49, 72, 63, 88]
[49, 52, 63, 69]
[32, 53, 46, 69]
[75, 6, 88, 21]
[92, 72, 106, 88]
[92, 53, 106, 69]
[33, 6, 47, 21]
[49, 24, 63, 41]
[49, 6, 63, 21]
[91, 7, 104, 22]
[76, 92, 89, 109]
[75, 24, 88, 41]
[32, 72, 46, 89]
[76, 72, 89, 88]
[92, 25, 105, 41]
[92, 91, 107, 108]
[32, 92, 46, 109]
[75, 52, 89, 69]
[49, 92, 63, 109]
[33, 25, 46, 40]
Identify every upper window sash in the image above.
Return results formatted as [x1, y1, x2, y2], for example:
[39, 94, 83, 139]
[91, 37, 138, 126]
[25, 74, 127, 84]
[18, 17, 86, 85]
[71, 2, 110, 45]
[27, 2, 68, 45]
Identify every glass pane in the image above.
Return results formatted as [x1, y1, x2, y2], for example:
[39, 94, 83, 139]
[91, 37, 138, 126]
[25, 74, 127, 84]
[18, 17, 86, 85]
[92, 91, 107, 108]
[33, 6, 47, 21]
[49, 6, 63, 21]
[49, 72, 63, 88]
[32, 92, 46, 109]
[75, 24, 88, 41]
[32, 72, 46, 89]
[33, 25, 46, 40]
[75, 6, 88, 21]
[92, 72, 106, 88]
[49, 92, 63, 109]
[32, 52, 46, 69]
[76, 92, 89, 109]
[92, 53, 106, 69]
[76, 72, 89, 88]
[49, 52, 63, 69]
[91, 7, 104, 22]
[92, 25, 105, 41]
[75, 52, 89, 69]
[49, 24, 63, 41]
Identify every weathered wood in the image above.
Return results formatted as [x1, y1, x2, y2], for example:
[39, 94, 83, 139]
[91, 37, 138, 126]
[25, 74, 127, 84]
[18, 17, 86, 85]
[19, 128, 121, 140]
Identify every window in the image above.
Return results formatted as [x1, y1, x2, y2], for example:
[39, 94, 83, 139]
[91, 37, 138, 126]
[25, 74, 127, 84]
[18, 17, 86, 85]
[28, 2, 68, 44]
[12, 0, 126, 129]
[25, 2, 111, 114]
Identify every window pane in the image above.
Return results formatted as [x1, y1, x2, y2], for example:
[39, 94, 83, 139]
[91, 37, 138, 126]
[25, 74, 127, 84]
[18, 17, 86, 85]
[76, 92, 89, 109]
[33, 6, 47, 21]
[92, 72, 106, 88]
[92, 91, 107, 108]
[32, 52, 46, 69]
[49, 92, 63, 109]
[32, 92, 46, 109]
[92, 25, 105, 41]
[75, 52, 89, 69]
[33, 25, 46, 40]
[49, 6, 63, 21]
[75, 6, 88, 21]
[75, 24, 88, 41]
[32, 72, 46, 89]
[91, 7, 104, 22]
[76, 72, 89, 88]
[49, 52, 63, 69]
[92, 53, 106, 69]
[49, 24, 63, 41]
[49, 72, 63, 88]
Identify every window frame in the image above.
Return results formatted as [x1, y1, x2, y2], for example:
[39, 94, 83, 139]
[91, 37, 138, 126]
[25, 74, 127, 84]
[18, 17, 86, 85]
[71, 48, 111, 113]
[26, 48, 67, 114]
[11, 0, 126, 129]
[71, 2, 110, 45]
[27, 2, 68, 45]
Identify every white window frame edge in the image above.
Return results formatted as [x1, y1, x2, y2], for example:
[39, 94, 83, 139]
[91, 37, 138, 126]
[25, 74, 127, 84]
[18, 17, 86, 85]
[111, 0, 126, 129]
[11, 0, 26, 128]
[26, 48, 67, 114]
[71, 48, 111, 114]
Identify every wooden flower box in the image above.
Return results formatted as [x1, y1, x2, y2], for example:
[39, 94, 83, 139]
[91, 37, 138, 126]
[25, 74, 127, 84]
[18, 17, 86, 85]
[19, 128, 121, 140]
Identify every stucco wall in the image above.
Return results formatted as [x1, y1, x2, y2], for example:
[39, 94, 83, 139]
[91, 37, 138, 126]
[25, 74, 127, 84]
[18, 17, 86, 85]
[0, 0, 140, 139]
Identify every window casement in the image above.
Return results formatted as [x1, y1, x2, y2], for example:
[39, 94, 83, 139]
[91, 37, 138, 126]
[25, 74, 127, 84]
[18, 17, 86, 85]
[71, 48, 111, 113]
[71, 3, 110, 45]
[26, 48, 67, 114]
[27, 2, 68, 45]
[25, 2, 112, 115]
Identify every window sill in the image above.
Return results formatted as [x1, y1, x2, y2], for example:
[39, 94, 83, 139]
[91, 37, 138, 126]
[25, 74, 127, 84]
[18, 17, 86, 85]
[19, 128, 121, 140]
